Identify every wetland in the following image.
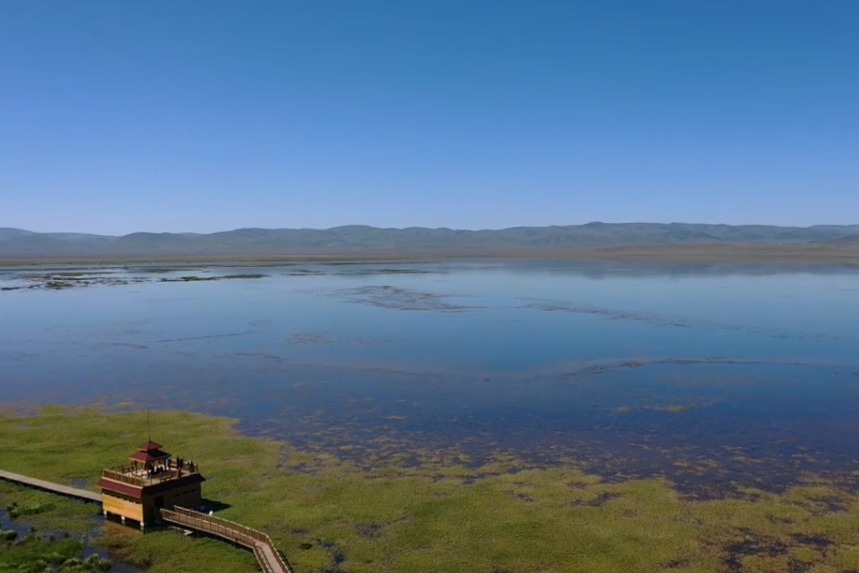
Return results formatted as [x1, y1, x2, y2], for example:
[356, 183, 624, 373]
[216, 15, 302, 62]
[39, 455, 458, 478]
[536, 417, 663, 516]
[1, 260, 858, 571]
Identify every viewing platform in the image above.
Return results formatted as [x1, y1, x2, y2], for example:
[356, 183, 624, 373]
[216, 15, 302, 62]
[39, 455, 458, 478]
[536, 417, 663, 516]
[98, 440, 205, 530]
[101, 460, 201, 488]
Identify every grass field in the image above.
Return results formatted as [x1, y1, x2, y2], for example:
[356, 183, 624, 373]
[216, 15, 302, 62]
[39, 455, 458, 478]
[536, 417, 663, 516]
[1, 407, 858, 572]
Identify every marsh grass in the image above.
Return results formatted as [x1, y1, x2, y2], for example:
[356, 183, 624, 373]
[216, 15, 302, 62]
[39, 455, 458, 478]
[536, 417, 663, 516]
[0, 491, 112, 573]
[1, 408, 858, 572]
[0, 485, 96, 535]
[0, 535, 104, 572]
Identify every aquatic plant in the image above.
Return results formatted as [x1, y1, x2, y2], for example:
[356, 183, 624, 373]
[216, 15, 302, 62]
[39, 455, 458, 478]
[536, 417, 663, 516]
[1, 407, 858, 572]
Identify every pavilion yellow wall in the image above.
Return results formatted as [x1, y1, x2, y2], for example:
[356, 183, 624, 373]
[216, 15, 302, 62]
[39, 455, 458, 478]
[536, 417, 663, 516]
[103, 494, 143, 522]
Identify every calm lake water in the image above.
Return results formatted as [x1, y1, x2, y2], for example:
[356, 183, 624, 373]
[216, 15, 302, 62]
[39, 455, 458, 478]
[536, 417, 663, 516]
[2, 260, 858, 492]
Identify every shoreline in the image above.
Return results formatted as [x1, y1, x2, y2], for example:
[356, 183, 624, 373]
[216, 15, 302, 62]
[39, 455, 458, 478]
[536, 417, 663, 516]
[2, 243, 859, 267]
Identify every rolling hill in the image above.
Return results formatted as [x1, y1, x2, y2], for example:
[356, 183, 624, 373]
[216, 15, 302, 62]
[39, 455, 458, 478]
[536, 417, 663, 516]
[1, 223, 858, 259]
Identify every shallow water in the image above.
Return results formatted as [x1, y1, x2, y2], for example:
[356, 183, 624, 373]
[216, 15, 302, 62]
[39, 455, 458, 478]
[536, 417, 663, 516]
[0, 505, 139, 572]
[2, 260, 858, 492]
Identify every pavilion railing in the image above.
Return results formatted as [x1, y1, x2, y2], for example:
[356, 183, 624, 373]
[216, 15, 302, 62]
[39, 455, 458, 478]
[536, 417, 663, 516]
[101, 464, 200, 487]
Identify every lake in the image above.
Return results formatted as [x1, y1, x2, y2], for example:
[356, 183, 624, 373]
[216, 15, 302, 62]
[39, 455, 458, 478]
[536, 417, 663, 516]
[2, 260, 858, 494]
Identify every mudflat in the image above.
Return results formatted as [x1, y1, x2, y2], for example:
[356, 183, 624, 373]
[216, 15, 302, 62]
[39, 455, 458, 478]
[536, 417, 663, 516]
[2, 243, 859, 267]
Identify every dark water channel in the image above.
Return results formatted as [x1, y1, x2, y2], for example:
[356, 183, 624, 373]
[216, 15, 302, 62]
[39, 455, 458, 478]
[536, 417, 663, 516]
[0, 504, 139, 572]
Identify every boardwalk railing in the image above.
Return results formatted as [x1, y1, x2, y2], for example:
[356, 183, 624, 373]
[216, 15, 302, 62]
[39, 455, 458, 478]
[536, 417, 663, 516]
[161, 506, 293, 573]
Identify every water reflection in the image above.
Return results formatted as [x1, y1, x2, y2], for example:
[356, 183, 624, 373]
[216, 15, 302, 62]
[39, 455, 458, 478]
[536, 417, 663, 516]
[1, 261, 858, 493]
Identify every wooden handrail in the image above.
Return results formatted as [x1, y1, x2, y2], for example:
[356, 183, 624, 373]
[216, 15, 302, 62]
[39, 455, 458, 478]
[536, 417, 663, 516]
[161, 507, 293, 573]
[102, 465, 200, 487]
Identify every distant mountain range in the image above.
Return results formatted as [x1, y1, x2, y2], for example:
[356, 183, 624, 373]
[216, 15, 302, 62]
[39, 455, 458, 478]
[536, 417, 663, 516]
[1, 223, 859, 259]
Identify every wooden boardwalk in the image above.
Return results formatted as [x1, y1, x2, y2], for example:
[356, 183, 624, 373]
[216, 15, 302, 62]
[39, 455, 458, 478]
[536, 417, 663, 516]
[0, 469, 102, 503]
[161, 506, 294, 573]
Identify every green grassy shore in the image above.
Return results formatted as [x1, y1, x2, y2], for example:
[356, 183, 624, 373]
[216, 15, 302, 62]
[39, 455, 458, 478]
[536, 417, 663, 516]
[1, 407, 858, 573]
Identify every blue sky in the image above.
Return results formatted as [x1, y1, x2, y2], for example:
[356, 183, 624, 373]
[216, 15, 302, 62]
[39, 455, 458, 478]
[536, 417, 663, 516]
[1, 1, 857, 234]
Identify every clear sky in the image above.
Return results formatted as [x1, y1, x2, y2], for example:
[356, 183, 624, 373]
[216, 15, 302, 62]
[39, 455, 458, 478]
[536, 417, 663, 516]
[1, 1, 857, 234]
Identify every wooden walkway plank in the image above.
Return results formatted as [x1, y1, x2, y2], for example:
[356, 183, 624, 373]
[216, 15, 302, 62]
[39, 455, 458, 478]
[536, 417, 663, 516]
[161, 507, 294, 573]
[0, 469, 102, 503]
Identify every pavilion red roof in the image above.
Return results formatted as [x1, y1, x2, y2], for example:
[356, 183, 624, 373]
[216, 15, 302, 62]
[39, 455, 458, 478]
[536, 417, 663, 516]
[130, 449, 170, 463]
[137, 440, 163, 452]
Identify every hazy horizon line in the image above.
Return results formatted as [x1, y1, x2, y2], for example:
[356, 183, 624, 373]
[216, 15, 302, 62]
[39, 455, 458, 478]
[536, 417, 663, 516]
[4, 220, 859, 237]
